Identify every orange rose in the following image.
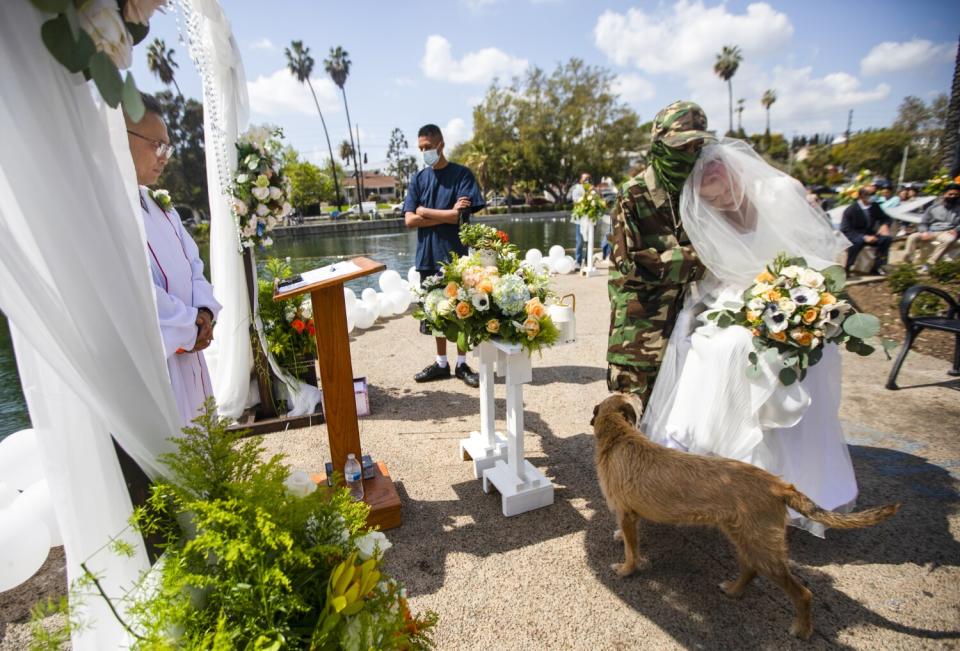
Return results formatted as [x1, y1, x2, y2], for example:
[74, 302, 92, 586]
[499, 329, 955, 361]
[801, 307, 819, 324]
[819, 292, 837, 306]
[477, 278, 494, 294]
[763, 289, 781, 302]
[790, 329, 813, 347]
[751, 328, 762, 337]
[522, 317, 541, 339]
[525, 297, 546, 318]
[291, 318, 305, 334]
[455, 301, 473, 319]
[755, 269, 775, 284]
[746, 310, 761, 322]
[485, 318, 501, 333]
[445, 282, 460, 299]
[769, 330, 787, 343]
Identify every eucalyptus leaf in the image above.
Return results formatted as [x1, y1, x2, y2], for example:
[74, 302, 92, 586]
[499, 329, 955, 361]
[820, 265, 847, 293]
[762, 347, 780, 364]
[779, 367, 797, 386]
[843, 313, 880, 339]
[63, 1, 80, 40]
[30, 0, 69, 12]
[717, 313, 733, 328]
[748, 351, 758, 365]
[880, 338, 898, 360]
[122, 72, 145, 123]
[855, 343, 876, 357]
[808, 345, 823, 367]
[41, 15, 94, 73]
[745, 364, 763, 380]
[706, 311, 719, 321]
[89, 52, 123, 106]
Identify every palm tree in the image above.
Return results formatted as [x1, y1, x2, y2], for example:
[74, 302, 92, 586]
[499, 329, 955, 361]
[324, 46, 363, 212]
[339, 140, 355, 201]
[944, 36, 960, 176]
[761, 89, 777, 138]
[285, 40, 342, 209]
[146, 38, 181, 96]
[714, 45, 743, 136]
[736, 98, 745, 135]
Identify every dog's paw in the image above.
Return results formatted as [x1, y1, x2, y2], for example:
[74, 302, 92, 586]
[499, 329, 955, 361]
[613, 528, 623, 541]
[611, 561, 636, 577]
[789, 620, 813, 640]
[719, 580, 744, 599]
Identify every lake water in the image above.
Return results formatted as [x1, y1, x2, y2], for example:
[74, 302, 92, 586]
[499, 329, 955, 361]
[0, 214, 580, 440]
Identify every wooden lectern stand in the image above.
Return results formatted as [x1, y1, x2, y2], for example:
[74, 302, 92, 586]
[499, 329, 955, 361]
[274, 256, 401, 530]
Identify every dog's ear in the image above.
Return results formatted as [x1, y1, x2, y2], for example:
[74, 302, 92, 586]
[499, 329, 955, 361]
[617, 400, 637, 425]
[589, 403, 600, 428]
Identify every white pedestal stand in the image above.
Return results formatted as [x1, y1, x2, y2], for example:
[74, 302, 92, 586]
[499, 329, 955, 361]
[579, 218, 597, 277]
[476, 340, 554, 517]
[459, 341, 508, 478]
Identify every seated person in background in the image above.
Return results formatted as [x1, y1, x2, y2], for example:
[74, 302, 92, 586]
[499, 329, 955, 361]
[878, 182, 899, 209]
[903, 183, 960, 271]
[840, 186, 892, 275]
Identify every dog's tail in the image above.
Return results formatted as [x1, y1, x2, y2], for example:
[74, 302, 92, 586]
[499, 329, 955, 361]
[782, 485, 899, 529]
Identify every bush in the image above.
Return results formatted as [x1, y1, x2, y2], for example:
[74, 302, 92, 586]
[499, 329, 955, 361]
[929, 259, 960, 284]
[886, 263, 919, 294]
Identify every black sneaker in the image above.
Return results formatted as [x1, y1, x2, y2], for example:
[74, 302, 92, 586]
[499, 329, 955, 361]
[414, 362, 451, 383]
[454, 363, 480, 388]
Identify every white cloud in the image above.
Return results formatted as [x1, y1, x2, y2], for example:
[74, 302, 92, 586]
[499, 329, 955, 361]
[421, 35, 528, 84]
[612, 74, 656, 104]
[443, 117, 471, 149]
[247, 69, 339, 117]
[249, 37, 275, 51]
[860, 39, 953, 76]
[594, 1, 793, 76]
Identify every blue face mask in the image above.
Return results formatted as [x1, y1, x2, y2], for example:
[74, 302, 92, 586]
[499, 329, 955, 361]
[423, 148, 440, 167]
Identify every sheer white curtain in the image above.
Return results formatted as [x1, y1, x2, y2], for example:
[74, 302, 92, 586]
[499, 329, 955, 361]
[0, 2, 182, 647]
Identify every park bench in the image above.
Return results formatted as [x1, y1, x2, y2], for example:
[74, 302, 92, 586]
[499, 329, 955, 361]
[885, 285, 960, 389]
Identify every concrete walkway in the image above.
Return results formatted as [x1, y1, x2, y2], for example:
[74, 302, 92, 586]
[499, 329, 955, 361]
[255, 270, 959, 650]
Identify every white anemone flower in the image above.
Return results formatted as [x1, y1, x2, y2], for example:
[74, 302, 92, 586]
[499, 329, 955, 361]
[789, 286, 820, 308]
[470, 291, 490, 312]
[818, 301, 853, 338]
[762, 305, 789, 333]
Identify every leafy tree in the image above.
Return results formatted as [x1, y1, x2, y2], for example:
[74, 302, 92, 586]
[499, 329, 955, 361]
[153, 91, 207, 213]
[324, 46, 363, 212]
[385, 128, 417, 197]
[146, 38, 181, 97]
[736, 98, 745, 135]
[761, 89, 777, 144]
[714, 45, 743, 136]
[834, 129, 912, 180]
[285, 40, 342, 208]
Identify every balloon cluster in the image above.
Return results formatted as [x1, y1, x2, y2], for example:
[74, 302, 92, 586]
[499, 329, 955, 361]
[343, 269, 416, 334]
[0, 429, 61, 591]
[524, 245, 577, 275]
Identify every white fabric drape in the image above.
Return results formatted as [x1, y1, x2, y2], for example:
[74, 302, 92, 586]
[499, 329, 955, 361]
[0, 2, 184, 647]
[176, 0, 254, 419]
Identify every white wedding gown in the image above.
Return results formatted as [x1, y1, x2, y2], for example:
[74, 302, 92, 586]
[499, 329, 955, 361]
[639, 140, 858, 537]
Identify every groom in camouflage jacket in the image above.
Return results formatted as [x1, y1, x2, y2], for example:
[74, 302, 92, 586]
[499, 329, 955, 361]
[607, 101, 714, 403]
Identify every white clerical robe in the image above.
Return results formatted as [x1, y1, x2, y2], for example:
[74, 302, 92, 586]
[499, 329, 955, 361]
[140, 186, 222, 427]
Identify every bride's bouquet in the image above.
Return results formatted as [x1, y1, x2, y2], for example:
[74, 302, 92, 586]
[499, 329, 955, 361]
[708, 253, 883, 386]
[413, 225, 559, 354]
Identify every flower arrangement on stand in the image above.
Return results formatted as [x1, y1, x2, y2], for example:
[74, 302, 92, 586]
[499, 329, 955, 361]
[413, 224, 559, 353]
[229, 126, 293, 249]
[707, 253, 888, 385]
[259, 258, 317, 383]
[834, 169, 874, 205]
[30, 0, 165, 122]
[570, 182, 608, 224]
[924, 171, 960, 197]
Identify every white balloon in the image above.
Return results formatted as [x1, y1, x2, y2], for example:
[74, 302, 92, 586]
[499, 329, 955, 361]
[343, 288, 357, 308]
[378, 269, 402, 292]
[0, 429, 44, 491]
[378, 292, 397, 318]
[361, 287, 379, 305]
[554, 256, 576, 274]
[0, 508, 51, 591]
[354, 304, 376, 329]
[389, 290, 411, 314]
[544, 257, 558, 273]
[407, 267, 421, 287]
[398, 279, 410, 292]
[0, 482, 16, 509]
[8, 481, 61, 546]
[525, 248, 543, 264]
[549, 245, 566, 260]
[345, 304, 356, 334]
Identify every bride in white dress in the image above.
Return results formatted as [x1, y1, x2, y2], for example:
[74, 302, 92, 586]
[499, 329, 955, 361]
[640, 139, 858, 536]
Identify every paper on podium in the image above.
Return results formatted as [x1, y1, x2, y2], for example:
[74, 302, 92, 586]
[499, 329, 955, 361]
[283, 260, 362, 292]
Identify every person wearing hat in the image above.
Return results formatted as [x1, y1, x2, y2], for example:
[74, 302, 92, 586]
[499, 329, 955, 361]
[903, 182, 960, 270]
[606, 100, 711, 402]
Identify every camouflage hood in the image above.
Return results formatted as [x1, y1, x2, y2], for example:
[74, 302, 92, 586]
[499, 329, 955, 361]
[649, 101, 713, 195]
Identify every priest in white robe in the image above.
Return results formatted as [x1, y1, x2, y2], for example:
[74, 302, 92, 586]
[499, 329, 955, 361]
[126, 94, 221, 427]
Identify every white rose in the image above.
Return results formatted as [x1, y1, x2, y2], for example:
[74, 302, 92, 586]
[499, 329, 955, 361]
[301, 300, 313, 319]
[780, 265, 803, 279]
[266, 216, 277, 229]
[233, 199, 248, 216]
[798, 269, 825, 289]
[437, 299, 454, 317]
[79, 0, 133, 69]
[122, 0, 166, 25]
[750, 282, 773, 297]
[269, 186, 283, 201]
[251, 186, 270, 201]
[256, 203, 269, 217]
[747, 297, 765, 312]
[236, 173, 249, 184]
[283, 471, 316, 497]
[355, 531, 392, 560]
[777, 298, 797, 315]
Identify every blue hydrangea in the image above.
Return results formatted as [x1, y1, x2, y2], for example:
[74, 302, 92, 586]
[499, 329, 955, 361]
[492, 274, 530, 316]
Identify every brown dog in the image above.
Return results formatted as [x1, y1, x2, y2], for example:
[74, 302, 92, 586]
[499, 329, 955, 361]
[591, 393, 898, 639]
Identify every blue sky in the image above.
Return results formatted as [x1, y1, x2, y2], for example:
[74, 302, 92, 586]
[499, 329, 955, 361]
[131, 0, 959, 171]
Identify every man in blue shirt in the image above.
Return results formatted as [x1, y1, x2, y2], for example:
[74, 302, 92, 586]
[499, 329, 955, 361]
[403, 124, 486, 386]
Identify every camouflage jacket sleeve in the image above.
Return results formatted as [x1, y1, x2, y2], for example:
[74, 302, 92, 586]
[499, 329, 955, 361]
[609, 171, 705, 287]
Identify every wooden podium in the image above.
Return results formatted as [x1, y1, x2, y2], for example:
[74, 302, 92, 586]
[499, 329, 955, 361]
[274, 256, 401, 530]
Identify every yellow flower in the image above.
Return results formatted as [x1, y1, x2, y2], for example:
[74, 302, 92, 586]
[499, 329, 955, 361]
[819, 292, 837, 306]
[444, 282, 459, 299]
[746, 310, 761, 322]
[790, 329, 813, 347]
[477, 278, 494, 294]
[769, 330, 787, 343]
[522, 317, 541, 339]
[751, 327, 762, 337]
[455, 301, 473, 320]
[755, 269, 776, 284]
[525, 297, 546, 319]
[801, 307, 819, 324]
[485, 318, 500, 333]
[763, 289, 781, 302]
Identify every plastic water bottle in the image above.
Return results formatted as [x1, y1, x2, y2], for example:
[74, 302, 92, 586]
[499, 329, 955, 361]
[345, 453, 364, 501]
